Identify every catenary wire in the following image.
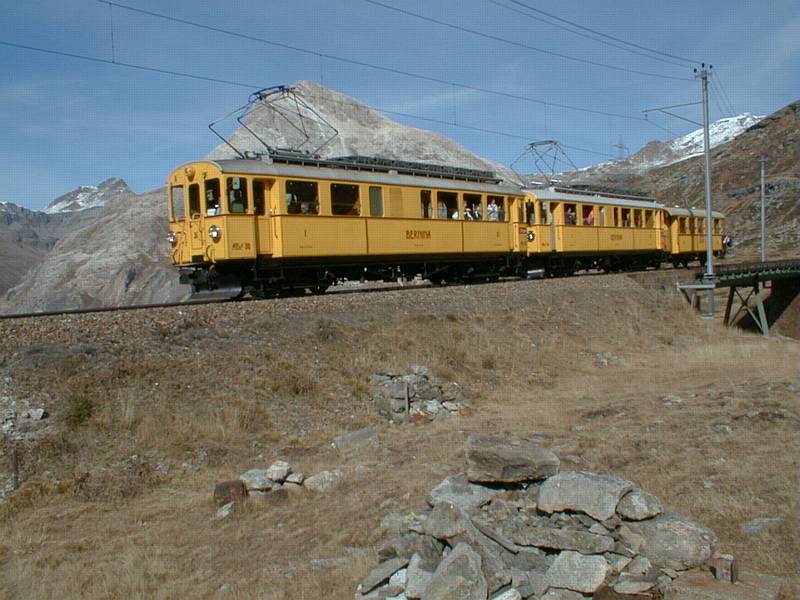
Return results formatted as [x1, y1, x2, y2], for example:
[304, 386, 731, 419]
[0, 39, 617, 160]
[96, 0, 648, 122]
[507, 0, 699, 65]
[487, 0, 688, 69]
[363, 0, 692, 81]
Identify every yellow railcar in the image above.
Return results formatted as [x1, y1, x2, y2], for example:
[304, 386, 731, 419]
[662, 207, 725, 267]
[522, 186, 667, 274]
[167, 154, 528, 295]
[166, 153, 726, 294]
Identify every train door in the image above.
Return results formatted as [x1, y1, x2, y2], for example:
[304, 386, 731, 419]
[253, 178, 273, 255]
[549, 201, 559, 250]
[187, 182, 204, 259]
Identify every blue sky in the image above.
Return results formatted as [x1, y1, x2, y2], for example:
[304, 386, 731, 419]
[1, 0, 798, 210]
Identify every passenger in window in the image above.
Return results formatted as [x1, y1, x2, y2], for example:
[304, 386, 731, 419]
[584, 209, 594, 225]
[473, 203, 482, 220]
[488, 199, 499, 221]
[451, 209, 459, 220]
[206, 189, 220, 216]
[566, 207, 576, 225]
[438, 201, 447, 219]
[464, 207, 474, 221]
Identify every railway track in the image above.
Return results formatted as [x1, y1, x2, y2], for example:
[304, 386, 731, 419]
[0, 261, 746, 322]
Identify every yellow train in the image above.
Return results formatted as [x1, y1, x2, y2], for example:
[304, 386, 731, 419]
[166, 152, 724, 296]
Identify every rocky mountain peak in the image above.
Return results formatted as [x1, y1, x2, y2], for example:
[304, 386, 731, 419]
[43, 177, 131, 214]
[207, 80, 524, 185]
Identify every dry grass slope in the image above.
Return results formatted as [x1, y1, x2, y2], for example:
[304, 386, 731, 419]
[0, 274, 798, 599]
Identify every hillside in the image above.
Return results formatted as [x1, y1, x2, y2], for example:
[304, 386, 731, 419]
[578, 101, 800, 255]
[1, 275, 797, 598]
[0, 202, 101, 297]
[1, 188, 185, 314]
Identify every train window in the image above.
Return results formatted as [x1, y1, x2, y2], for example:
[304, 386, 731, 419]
[286, 180, 318, 215]
[525, 201, 535, 226]
[621, 208, 631, 227]
[679, 218, 688, 234]
[170, 186, 185, 221]
[645, 210, 654, 227]
[487, 195, 504, 221]
[253, 179, 268, 215]
[539, 202, 548, 224]
[564, 203, 577, 225]
[188, 184, 200, 218]
[438, 191, 458, 219]
[369, 186, 383, 217]
[581, 205, 595, 225]
[332, 183, 360, 215]
[464, 193, 482, 220]
[421, 190, 432, 219]
[226, 177, 248, 214]
[598, 207, 606, 226]
[633, 210, 642, 228]
[205, 179, 221, 215]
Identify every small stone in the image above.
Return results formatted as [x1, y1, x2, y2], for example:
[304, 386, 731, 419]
[708, 552, 738, 583]
[538, 471, 633, 521]
[423, 543, 487, 600]
[24, 408, 48, 420]
[266, 460, 291, 482]
[333, 426, 380, 454]
[428, 474, 501, 512]
[213, 480, 248, 507]
[626, 555, 652, 575]
[217, 583, 232, 594]
[491, 589, 522, 600]
[541, 590, 585, 600]
[466, 434, 560, 483]
[616, 488, 663, 521]
[628, 513, 718, 570]
[216, 501, 236, 519]
[405, 553, 434, 599]
[613, 576, 657, 595]
[545, 551, 608, 594]
[305, 469, 344, 493]
[358, 558, 409, 595]
[239, 469, 275, 491]
[286, 472, 305, 485]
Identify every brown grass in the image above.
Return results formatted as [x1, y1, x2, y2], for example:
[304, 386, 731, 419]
[0, 275, 798, 599]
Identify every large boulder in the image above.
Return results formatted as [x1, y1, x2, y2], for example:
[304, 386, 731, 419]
[422, 543, 487, 600]
[538, 471, 634, 521]
[628, 513, 719, 570]
[466, 435, 559, 483]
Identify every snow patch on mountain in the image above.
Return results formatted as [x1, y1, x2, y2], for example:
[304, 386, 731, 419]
[43, 177, 131, 214]
[668, 113, 762, 162]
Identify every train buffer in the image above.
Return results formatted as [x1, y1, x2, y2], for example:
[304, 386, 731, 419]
[677, 259, 800, 336]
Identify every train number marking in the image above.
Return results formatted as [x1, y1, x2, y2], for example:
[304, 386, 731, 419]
[231, 242, 251, 251]
[406, 230, 431, 240]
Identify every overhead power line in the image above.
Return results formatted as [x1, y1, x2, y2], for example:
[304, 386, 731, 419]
[363, 0, 691, 81]
[96, 0, 647, 122]
[506, 0, 699, 65]
[0, 39, 617, 160]
[488, 0, 687, 69]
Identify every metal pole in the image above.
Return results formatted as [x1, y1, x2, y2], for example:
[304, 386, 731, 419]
[759, 156, 767, 263]
[695, 64, 715, 315]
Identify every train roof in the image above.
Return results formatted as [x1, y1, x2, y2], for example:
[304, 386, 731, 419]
[176, 157, 526, 196]
[526, 186, 663, 210]
[664, 206, 725, 219]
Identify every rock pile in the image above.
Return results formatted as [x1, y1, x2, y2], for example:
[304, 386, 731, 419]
[370, 367, 470, 423]
[214, 460, 344, 517]
[357, 434, 726, 600]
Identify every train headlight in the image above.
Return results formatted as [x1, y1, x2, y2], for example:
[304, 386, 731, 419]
[167, 232, 177, 247]
[208, 225, 221, 241]
[527, 231, 535, 241]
